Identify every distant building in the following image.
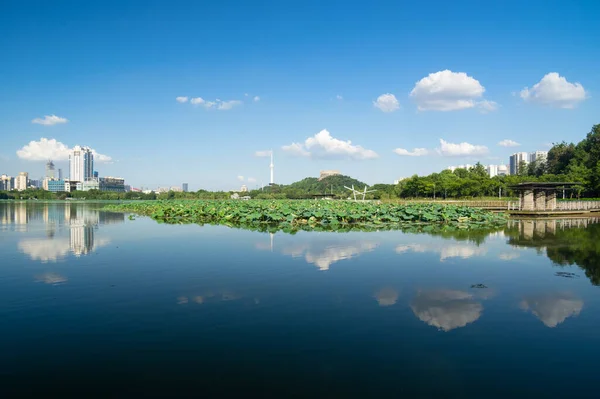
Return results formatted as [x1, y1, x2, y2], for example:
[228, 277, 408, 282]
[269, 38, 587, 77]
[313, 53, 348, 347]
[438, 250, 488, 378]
[447, 164, 473, 172]
[64, 180, 78, 192]
[182, 183, 188, 192]
[76, 180, 100, 191]
[487, 165, 498, 178]
[46, 161, 56, 179]
[43, 178, 66, 193]
[99, 177, 125, 192]
[319, 170, 341, 180]
[240, 185, 248, 192]
[69, 146, 94, 183]
[58, 168, 63, 180]
[170, 186, 183, 192]
[0, 174, 12, 191]
[497, 165, 508, 176]
[93, 171, 99, 179]
[529, 151, 548, 164]
[29, 179, 42, 189]
[124, 185, 131, 192]
[394, 177, 408, 185]
[15, 172, 28, 191]
[509, 152, 529, 175]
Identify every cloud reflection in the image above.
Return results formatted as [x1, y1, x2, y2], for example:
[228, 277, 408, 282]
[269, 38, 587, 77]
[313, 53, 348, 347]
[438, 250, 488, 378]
[520, 293, 583, 328]
[374, 287, 399, 306]
[283, 241, 379, 271]
[19, 239, 71, 262]
[411, 289, 483, 331]
[35, 272, 67, 285]
[396, 243, 487, 261]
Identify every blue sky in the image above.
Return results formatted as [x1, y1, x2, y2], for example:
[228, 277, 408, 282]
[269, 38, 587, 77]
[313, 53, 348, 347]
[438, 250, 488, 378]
[1, 0, 598, 190]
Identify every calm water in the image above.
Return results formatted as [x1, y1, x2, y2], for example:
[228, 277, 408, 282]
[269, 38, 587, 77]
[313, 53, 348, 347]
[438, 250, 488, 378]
[1, 203, 600, 397]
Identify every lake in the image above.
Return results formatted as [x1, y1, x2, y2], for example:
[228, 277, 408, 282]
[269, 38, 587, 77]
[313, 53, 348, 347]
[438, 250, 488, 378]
[1, 202, 600, 397]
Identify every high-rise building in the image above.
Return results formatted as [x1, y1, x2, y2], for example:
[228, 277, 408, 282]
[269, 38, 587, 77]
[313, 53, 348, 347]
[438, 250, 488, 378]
[99, 177, 125, 192]
[58, 168, 63, 180]
[0, 174, 12, 191]
[497, 165, 508, 176]
[487, 165, 499, 178]
[45, 160, 55, 179]
[182, 183, 188, 192]
[69, 146, 94, 183]
[15, 172, 28, 191]
[529, 151, 548, 164]
[509, 152, 529, 175]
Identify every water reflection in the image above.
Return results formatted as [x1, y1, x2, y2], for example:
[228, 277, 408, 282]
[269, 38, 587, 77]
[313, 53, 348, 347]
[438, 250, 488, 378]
[2, 203, 124, 262]
[520, 293, 583, 328]
[374, 287, 399, 306]
[34, 272, 68, 285]
[258, 233, 379, 271]
[410, 289, 484, 332]
[396, 243, 487, 261]
[507, 218, 600, 285]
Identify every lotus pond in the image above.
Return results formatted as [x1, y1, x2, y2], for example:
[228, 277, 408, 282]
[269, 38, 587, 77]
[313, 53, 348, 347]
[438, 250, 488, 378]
[105, 200, 507, 231]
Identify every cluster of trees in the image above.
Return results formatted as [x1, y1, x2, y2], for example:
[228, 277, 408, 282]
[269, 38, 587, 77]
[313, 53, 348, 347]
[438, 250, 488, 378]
[0, 189, 158, 201]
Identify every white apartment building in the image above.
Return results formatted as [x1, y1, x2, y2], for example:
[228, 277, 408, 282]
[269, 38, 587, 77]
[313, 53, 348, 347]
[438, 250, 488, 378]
[529, 151, 548, 163]
[69, 145, 94, 183]
[15, 172, 28, 191]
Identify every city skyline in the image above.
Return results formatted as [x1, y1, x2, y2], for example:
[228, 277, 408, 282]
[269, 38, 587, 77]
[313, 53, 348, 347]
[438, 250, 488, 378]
[0, 1, 598, 190]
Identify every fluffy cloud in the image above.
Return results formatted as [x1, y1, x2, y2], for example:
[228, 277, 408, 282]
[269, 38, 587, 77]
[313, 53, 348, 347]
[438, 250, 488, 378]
[498, 139, 520, 147]
[175, 96, 189, 103]
[410, 70, 496, 112]
[247, 177, 257, 183]
[188, 97, 242, 110]
[394, 147, 429, 157]
[281, 241, 379, 271]
[396, 243, 487, 261]
[19, 239, 71, 262]
[253, 96, 260, 102]
[35, 272, 68, 284]
[373, 93, 400, 112]
[255, 150, 272, 157]
[16, 138, 113, 163]
[336, 94, 343, 100]
[411, 289, 483, 331]
[31, 115, 68, 126]
[237, 175, 244, 181]
[282, 129, 378, 160]
[520, 72, 587, 108]
[438, 139, 488, 157]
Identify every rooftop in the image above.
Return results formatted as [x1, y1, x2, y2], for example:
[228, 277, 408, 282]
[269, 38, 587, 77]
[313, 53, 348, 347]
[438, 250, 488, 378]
[508, 182, 581, 190]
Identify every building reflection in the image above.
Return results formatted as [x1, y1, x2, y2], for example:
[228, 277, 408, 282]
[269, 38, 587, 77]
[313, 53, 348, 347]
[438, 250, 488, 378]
[13, 203, 124, 262]
[506, 217, 600, 285]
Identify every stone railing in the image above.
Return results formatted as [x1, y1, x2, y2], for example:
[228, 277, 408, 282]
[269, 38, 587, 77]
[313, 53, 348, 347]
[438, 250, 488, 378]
[557, 201, 600, 211]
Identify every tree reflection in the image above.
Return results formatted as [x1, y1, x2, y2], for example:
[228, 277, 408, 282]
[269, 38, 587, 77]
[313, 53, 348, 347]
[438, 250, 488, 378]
[506, 218, 600, 285]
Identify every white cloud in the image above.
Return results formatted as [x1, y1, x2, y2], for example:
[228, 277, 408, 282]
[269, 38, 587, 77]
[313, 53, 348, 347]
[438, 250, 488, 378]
[282, 129, 378, 160]
[175, 96, 189, 103]
[237, 175, 244, 181]
[16, 138, 112, 163]
[410, 70, 496, 112]
[247, 177, 257, 183]
[478, 100, 499, 113]
[438, 139, 489, 157]
[281, 142, 311, 157]
[373, 93, 400, 112]
[31, 115, 68, 126]
[189, 97, 242, 110]
[394, 147, 429, 157]
[498, 139, 520, 147]
[499, 252, 520, 261]
[253, 96, 260, 102]
[520, 72, 587, 108]
[281, 241, 379, 271]
[255, 150, 272, 157]
[19, 239, 71, 262]
[336, 94, 343, 100]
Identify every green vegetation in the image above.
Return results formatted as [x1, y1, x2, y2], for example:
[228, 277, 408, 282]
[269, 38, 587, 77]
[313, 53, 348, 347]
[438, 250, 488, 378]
[106, 200, 507, 232]
[0, 188, 157, 201]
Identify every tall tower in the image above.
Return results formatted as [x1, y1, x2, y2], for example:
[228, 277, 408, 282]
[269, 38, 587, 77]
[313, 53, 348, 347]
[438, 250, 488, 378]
[69, 145, 94, 183]
[45, 160, 55, 179]
[269, 150, 274, 185]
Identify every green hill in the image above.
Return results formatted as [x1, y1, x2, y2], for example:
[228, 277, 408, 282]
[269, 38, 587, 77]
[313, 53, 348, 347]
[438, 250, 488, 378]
[287, 175, 368, 195]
